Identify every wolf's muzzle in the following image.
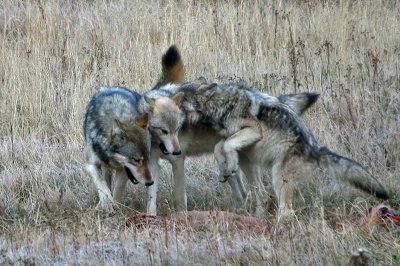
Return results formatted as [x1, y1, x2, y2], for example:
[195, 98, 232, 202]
[124, 166, 139, 184]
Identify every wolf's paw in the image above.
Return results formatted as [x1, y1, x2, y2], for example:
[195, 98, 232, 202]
[96, 201, 119, 217]
[219, 161, 239, 182]
[219, 168, 238, 183]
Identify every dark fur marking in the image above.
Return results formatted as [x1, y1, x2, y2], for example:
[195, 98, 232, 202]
[162, 45, 181, 67]
[92, 142, 110, 164]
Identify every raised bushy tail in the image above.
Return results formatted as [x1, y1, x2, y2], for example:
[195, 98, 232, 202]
[153, 45, 184, 89]
[317, 147, 390, 200]
[278, 92, 320, 115]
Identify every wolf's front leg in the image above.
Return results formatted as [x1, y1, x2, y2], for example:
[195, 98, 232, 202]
[214, 140, 230, 180]
[112, 168, 129, 211]
[215, 141, 247, 209]
[171, 157, 187, 211]
[219, 123, 262, 179]
[146, 157, 160, 215]
[86, 163, 116, 215]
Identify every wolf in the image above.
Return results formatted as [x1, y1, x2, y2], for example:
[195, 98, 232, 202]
[147, 46, 389, 218]
[176, 80, 390, 217]
[84, 87, 154, 214]
[84, 46, 189, 215]
[146, 46, 322, 215]
[210, 88, 390, 217]
[84, 84, 187, 215]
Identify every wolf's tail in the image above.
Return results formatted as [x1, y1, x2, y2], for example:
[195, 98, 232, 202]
[153, 45, 184, 89]
[316, 147, 390, 200]
[278, 92, 320, 115]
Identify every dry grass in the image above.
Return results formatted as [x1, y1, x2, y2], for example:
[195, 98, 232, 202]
[0, 0, 399, 264]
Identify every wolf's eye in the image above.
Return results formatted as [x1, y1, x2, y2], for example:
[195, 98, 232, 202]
[160, 129, 168, 134]
[133, 158, 142, 164]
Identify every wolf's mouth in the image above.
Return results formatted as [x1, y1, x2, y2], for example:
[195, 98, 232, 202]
[124, 166, 139, 184]
[159, 143, 169, 155]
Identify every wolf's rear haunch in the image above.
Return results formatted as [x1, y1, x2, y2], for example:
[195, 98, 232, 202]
[318, 147, 390, 200]
[257, 100, 389, 208]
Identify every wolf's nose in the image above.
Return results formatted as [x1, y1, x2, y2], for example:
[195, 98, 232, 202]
[145, 181, 154, 187]
[172, 150, 182, 156]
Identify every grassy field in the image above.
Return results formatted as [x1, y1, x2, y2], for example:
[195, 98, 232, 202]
[0, 0, 399, 264]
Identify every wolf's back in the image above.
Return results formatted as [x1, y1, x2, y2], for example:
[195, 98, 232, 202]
[317, 147, 389, 200]
[84, 87, 142, 158]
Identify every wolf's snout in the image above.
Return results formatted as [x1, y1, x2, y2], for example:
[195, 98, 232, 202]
[141, 168, 152, 183]
[170, 136, 181, 156]
[172, 150, 182, 156]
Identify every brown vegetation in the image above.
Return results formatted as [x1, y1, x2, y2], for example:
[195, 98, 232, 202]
[0, 0, 399, 264]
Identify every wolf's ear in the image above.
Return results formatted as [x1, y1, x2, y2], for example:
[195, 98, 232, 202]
[111, 120, 126, 139]
[196, 83, 218, 98]
[193, 76, 207, 85]
[135, 113, 149, 129]
[172, 92, 185, 106]
[144, 96, 156, 107]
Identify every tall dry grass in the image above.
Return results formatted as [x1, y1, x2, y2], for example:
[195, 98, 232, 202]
[0, 0, 399, 264]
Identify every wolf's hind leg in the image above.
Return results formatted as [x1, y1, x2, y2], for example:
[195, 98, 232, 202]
[271, 160, 295, 220]
[240, 159, 268, 217]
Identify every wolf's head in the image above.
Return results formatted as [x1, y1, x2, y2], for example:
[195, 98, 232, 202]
[110, 113, 153, 186]
[145, 93, 185, 156]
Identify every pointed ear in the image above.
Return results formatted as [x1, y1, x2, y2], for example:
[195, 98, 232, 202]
[135, 113, 149, 128]
[197, 76, 207, 83]
[192, 76, 207, 85]
[197, 83, 217, 98]
[111, 119, 125, 139]
[144, 96, 156, 107]
[116, 119, 129, 132]
[172, 92, 185, 106]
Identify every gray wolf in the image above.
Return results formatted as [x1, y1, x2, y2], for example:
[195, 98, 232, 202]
[84, 87, 153, 214]
[146, 46, 322, 215]
[84, 62, 186, 215]
[147, 46, 389, 218]
[186, 82, 389, 217]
